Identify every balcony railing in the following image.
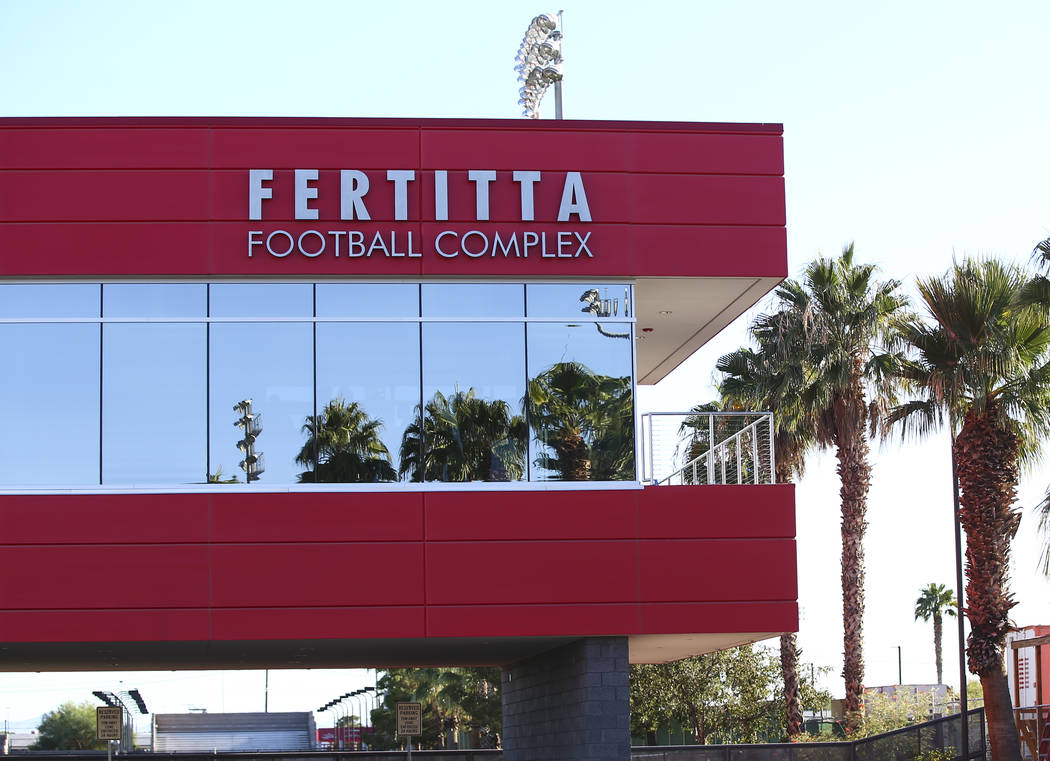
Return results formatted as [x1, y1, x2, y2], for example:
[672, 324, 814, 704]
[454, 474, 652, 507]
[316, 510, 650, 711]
[640, 411, 775, 486]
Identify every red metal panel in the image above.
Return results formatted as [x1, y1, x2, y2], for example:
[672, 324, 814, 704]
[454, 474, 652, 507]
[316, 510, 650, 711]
[638, 484, 794, 539]
[639, 601, 798, 634]
[0, 609, 210, 643]
[420, 128, 630, 171]
[630, 174, 786, 225]
[638, 539, 797, 602]
[0, 128, 209, 169]
[426, 604, 640, 638]
[0, 545, 210, 609]
[210, 492, 424, 543]
[209, 128, 420, 169]
[425, 541, 638, 605]
[0, 483, 797, 648]
[423, 489, 638, 541]
[0, 171, 209, 222]
[0, 117, 786, 280]
[628, 226, 787, 278]
[0, 493, 210, 545]
[628, 132, 784, 175]
[0, 223, 211, 276]
[212, 606, 425, 640]
[209, 543, 424, 607]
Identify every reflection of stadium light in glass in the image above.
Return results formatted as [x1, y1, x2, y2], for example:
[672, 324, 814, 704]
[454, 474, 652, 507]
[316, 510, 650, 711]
[515, 12, 564, 119]
[579, 288, 631, 339]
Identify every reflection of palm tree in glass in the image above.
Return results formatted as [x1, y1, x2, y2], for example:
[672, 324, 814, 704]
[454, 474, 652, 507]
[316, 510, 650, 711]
[527, 361, 634, 481]
[296, 398, 396, 483]
[399, 389, 527, 482]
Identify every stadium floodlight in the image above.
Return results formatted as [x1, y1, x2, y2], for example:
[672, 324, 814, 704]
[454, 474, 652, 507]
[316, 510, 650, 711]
[514, 11, 564, 119]
[127, 689, 148, 715]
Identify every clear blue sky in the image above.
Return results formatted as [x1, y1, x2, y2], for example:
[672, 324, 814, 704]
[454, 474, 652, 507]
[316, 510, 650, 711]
[2, 0, 1049, 732]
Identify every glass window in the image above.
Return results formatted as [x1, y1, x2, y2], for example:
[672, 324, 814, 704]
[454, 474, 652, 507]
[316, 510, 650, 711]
[421, 283, 524, 318]
[526, 283, 632, 319]
[102, 324, 206, 484]
[103, 284, 206, 318]
[418, 322, 527, 482]
[208, 323, 313, 484]
[316, 284, 419, 318]
[209, 284, 313, 318]
[0, 284, 99, 319]
[0, 324, 100, 485]
[313, 323, 421, 482]
[527, 322, 635, 481]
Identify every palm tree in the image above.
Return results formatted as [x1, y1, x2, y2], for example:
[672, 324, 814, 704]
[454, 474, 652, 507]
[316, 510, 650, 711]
[1037, 487, 1050, 576]
[914, 583, 958, 685]
[399, 388, 527, 482]
[1021, 236, 1050, 576]
[296, 398, 397, 483]
[889, 258, 1050, 761]
[526, 361, 634, 481]
[716, 320, 815, 739]
[764, 244, 908, 730]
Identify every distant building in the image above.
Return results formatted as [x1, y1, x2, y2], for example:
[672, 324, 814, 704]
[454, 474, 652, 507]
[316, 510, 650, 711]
[152, 712, 315, 752]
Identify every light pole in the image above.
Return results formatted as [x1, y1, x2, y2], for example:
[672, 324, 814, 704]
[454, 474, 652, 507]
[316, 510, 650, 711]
[515, 12, 564, 119]
[350, 690, 368, 750]
[895, 645, 903, 685]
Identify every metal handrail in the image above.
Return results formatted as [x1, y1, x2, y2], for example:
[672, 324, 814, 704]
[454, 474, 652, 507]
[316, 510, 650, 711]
[641, 411, 774, 487]
[658, 415, 769, 486]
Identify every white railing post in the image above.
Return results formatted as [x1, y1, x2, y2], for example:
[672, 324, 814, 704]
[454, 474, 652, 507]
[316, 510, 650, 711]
[751, 423, 760, 484]
[768, 412, 776, 483]
[736, 434, 743, 484]
[707, 414, 715, 484]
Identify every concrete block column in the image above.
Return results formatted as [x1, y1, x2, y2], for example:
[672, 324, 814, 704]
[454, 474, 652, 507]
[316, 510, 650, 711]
[501, 637, 630, 761]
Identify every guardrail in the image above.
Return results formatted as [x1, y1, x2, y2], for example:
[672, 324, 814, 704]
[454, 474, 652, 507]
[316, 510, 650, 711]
[640, 411, 774, 486]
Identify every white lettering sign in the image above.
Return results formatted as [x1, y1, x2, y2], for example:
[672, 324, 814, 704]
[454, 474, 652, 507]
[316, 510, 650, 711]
[245, 169, 595, 262]
[248, 169, 592, 223]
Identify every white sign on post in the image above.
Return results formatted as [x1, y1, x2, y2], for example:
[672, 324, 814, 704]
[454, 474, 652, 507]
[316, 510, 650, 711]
[96, 706, 122, 741]
[396, 702, 422, 736]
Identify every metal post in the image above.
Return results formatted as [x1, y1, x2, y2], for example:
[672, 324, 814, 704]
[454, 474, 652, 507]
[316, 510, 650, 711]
[406, 734, 412, 761]
[768, 413, 776, 483]
[264, 670, 269, 712]
[736, 434, 742, 484]
[707, 414, 715, 484]
[897, 645, 903, 685]
[554, 10, 564, 119]
[751, 424, 760, 484]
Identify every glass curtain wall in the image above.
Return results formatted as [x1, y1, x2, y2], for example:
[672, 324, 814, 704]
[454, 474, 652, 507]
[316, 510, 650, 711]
[0, 282, 635, 488]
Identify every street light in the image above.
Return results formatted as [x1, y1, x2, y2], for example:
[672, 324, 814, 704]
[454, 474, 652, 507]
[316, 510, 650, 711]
[515, 12, 564, 118]
[349, 690, 368, 750]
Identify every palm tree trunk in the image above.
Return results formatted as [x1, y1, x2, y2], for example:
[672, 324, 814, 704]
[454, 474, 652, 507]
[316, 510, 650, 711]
[776, 463, 804, 738]
[835, 377, 871, 732]
[780, 633, 804, 738]
[955, 407, 1022, 761]
[933, 611, 943, 684]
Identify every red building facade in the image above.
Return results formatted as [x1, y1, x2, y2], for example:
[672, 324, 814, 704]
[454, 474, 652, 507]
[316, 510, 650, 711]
[0, 118, 794, 679]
